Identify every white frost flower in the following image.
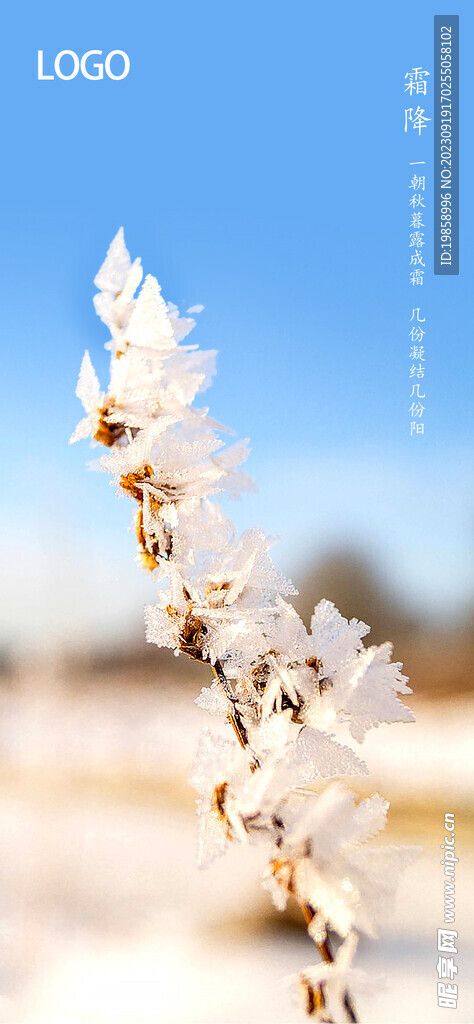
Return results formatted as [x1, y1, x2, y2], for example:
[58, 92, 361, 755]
[295, 932, 384, 1023]
[94, 226, 143, 343]
[69, 350, 105, 444]
[73, 231, 420, 1022]
[274, 784, 414, 937]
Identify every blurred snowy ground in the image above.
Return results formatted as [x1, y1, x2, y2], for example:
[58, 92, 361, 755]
[0, 669, 471, 1024]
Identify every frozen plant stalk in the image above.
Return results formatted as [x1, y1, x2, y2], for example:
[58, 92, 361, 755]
[71, 230, 418, 1023]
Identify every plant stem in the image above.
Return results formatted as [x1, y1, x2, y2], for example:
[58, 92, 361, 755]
[301, 902, 358, 1023]
[212, 659, 358, 1022]
[212, 659, 255, 756]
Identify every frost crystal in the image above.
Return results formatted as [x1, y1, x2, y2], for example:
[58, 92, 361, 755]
[73, 229, 419, 1022]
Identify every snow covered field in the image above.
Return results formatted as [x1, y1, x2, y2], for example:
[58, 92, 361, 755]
[0, 672, 471, 1023]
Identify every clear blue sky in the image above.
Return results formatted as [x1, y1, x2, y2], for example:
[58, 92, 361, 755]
[0, 0, 472, 651]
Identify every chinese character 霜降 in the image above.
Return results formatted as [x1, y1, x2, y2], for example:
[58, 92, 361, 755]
[404, 67, 430, 96]
[404, 106, 431, 134]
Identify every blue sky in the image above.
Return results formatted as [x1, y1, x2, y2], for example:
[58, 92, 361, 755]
[0, 0, 472, 651]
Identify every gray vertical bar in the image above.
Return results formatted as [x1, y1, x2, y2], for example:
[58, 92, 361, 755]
[434, 15, 459, 275]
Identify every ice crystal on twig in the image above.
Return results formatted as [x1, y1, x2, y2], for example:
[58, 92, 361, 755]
[72, 229, 419, 1023]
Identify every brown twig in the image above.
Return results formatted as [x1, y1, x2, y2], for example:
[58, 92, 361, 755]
[213, 663, 358, 1022]
[300, 902, 358, 1023]
[212, 659, 260, 766]
[102, 422, 356, 1020]
[85, 267, 364, 1023]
